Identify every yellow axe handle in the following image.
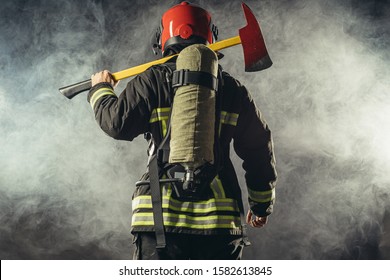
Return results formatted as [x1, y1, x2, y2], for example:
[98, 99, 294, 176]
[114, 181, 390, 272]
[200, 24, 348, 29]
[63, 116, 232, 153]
[208, 36, 242, 52]
[112, 36, 241, 80]
[59, 36, 242, 99]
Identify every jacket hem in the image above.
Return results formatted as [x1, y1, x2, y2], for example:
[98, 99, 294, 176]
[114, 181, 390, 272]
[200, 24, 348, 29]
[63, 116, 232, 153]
[131, 226, 242, 236]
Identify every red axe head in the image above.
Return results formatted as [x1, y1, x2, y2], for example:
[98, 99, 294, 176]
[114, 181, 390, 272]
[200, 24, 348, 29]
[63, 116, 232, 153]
[239, 2, 272, 72]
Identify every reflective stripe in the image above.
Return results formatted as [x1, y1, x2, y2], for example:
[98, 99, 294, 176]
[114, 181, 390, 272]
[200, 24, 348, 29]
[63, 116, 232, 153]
[220, 111, 239, 126]
[132, 188, 241, 230]
[248, 188, 275, 203]
[149, 107, 171, 123]
[149, 107, 171, 137]
[219, 111, 239, 136]
[133, 195, 239, 213]
[210, 176, 226, 199]
[132, 212, 241, 229]
[149, 108, 238, 138]
[90, 87, 116, 109]
[161, 120, 168, 137]
[163, 182, 172, 196]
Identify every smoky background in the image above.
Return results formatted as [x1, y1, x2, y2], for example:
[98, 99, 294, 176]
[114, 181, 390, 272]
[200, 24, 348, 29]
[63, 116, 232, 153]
[0, 0, 389, 259]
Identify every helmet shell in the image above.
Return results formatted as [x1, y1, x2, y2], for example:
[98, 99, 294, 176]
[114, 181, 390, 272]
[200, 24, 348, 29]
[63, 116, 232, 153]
[160, 2, 214, 53]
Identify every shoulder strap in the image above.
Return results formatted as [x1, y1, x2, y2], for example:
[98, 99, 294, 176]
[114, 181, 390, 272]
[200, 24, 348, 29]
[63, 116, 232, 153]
[148, 154, 166, 249]
[148, 118, 172, 250]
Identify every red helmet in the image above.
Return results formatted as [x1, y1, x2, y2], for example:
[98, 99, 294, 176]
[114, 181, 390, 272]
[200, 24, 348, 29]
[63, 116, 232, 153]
[153, 2, 218, 56]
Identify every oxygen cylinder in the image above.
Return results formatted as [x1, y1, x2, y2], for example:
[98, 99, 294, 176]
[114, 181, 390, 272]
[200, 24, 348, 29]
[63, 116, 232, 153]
[169, 44, 218, 174]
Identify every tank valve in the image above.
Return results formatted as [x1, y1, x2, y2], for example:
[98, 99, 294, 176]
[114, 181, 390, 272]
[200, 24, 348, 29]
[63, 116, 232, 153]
[183, 169, 195, 192]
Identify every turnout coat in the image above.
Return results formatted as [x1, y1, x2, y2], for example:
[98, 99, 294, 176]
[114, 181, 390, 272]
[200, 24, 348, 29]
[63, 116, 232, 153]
[88, 61, 277, 236]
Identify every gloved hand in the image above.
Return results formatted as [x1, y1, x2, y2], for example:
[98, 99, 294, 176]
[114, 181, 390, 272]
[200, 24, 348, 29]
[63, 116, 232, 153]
[246, 210, 268, 228]
[91, 70, 118, 88]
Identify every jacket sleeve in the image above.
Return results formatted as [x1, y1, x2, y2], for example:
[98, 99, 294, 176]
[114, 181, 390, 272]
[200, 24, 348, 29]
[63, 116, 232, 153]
[87, 71, 155, 141]
[233, 85, 277, 217]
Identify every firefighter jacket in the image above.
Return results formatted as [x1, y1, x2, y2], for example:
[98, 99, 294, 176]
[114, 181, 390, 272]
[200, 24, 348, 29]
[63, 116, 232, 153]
[88, 62, 277, 236]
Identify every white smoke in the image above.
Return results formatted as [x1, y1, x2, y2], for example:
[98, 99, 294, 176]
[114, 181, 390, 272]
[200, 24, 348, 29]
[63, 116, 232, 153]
[233, 0, 390, 259]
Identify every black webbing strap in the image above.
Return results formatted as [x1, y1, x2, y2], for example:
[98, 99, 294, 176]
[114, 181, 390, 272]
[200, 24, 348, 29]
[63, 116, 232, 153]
[172, 69, 218, 91]
[240, 208, 251, 246]
[147, 90, 174, 250]
[148, 154, 166, 249]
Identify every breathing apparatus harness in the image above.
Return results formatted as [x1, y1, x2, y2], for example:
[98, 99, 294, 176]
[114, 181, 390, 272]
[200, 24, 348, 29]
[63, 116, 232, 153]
[135, 48, 250, 250]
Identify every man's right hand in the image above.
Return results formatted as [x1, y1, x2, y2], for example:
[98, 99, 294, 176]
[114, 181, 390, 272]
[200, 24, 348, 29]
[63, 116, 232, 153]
[91, 70, 118, 88]
[246, 210, 268, 228]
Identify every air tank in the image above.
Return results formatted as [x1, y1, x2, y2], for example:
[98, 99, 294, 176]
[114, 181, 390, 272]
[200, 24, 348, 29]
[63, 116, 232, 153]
[169, 44, 218, 176]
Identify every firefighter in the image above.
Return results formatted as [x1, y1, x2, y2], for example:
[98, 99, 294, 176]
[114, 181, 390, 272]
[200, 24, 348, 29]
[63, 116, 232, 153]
[88, 2, 277, 260]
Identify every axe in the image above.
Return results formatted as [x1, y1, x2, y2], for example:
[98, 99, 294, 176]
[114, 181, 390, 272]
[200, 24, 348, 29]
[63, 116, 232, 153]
[59, 3, 272, 99]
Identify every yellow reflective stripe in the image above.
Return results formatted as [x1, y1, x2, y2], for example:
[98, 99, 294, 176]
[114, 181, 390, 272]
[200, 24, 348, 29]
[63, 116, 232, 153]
[149, 107, 171, 123]
[134, 212, 236, 221]
[248, 188, 275, 203]
[90, 87, 116, 109]
[132, 195, 239, 213]
[220, 111, 239, 126]
[132, 212, 240, 229]
[133, 195, 237, 207]
[133, 201, 237, 213]
[210, 176, 226, 199]
[149, 107, 170, 137]
[163, 183, 172, 196]
[161, 119, 167, 137]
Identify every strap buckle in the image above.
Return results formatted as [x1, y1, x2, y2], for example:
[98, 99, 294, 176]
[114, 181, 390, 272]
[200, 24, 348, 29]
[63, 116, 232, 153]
[172, 69, 188, 88]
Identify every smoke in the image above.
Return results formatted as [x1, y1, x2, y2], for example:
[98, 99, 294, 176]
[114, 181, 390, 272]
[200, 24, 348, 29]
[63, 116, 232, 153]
[235, 0, 390, 259]
[0, 0, 389, 259]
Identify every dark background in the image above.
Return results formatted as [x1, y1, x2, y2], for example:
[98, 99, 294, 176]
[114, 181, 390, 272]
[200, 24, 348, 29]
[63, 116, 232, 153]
[0, 0, 389, 259]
